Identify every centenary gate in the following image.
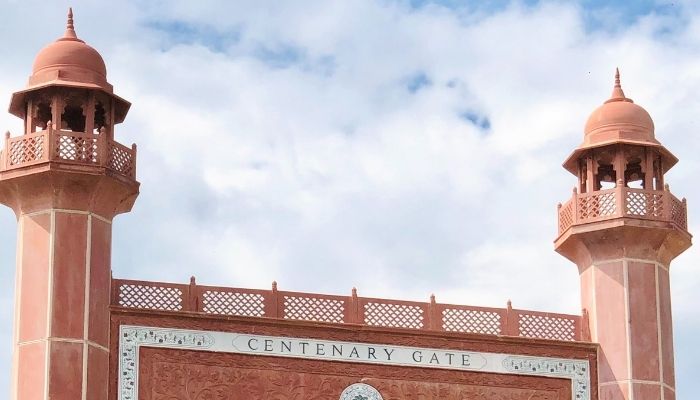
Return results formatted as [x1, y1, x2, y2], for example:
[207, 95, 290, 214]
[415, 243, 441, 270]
[110, 279, 597, 400]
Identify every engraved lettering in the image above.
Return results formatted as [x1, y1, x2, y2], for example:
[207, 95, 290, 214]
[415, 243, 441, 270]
[413, 350, 423, 362]
[462, 354, 471, 366]
[368, 347, 377, 359]
[247, 338, 258, 351]
[280, 340, 292, 353]
[384, 348, 394, 361]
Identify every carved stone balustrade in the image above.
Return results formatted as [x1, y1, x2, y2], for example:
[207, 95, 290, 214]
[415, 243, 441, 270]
[112, 277, 588, 342]
[557, 186, 688, 237]
[0, 126, 136, 179]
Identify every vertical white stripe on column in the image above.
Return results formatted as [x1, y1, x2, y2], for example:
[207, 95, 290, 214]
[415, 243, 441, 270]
[590, 264, 600, 399]
[11, 216, 24, 400]
[623, 260, 633, 400]
[43, 210, 56, 400]
[82, 214, 92, 400]
[656, 263, 665, 399]
[591, 265, 598, 340]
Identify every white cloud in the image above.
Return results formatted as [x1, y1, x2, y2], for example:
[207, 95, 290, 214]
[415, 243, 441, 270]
[0, 0, 699, 396]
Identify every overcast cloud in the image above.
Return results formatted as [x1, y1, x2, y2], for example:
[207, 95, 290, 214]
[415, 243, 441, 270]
[0, 0, 699, 397]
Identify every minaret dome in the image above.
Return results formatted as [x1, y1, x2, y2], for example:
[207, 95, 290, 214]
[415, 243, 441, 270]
[9, 8, 129, 123]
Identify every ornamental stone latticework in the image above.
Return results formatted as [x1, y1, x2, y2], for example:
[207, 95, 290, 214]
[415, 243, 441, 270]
[0, 8, 690, 400]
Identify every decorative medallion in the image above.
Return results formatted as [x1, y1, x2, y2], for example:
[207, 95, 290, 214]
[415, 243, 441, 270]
[339, 383, 383, 400]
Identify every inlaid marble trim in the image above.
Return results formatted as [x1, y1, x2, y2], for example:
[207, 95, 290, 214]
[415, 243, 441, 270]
[118, 325, 590, 400]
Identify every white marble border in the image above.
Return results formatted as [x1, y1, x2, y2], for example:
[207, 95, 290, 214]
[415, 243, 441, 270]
[118, 325, 590, 400]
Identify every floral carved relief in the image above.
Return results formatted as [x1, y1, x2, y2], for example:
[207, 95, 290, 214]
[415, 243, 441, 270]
[140, 348, 569, 400]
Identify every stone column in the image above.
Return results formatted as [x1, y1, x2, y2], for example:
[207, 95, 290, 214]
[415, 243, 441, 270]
[580, 258, 675, 399]
[13, 210, 112, 400]
[559, 225, 687, 400]
[1, 170, 138, 400]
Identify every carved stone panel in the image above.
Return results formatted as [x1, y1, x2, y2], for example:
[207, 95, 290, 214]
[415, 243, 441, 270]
[139, 347, 571, 400]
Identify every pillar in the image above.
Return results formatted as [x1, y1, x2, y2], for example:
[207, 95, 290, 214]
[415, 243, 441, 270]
[558, 225, 688, 400]
[13, 209, 112, 400]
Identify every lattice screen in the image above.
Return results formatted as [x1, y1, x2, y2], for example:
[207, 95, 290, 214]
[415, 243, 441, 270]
[202, 291, 265, 317]
[578, 192, 616, 220]
[8, 136, 45, 166]
[109, 143, 134, 176]
[670, 197, 687, 229]
[56, 134, 98, 163]
[518, 313, 576, 341]
[283, 296, 345, 323]
[558, 201, 574, 233]
[626, 191, 663, 217]
[118, 284, 183, 311]
[442, 308, 501, 335]
[364, 302, 424, 329]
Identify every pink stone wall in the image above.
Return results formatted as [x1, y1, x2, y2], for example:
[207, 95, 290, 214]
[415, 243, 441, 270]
[12, 211, 113, 400]
[581, 259, 675, 400]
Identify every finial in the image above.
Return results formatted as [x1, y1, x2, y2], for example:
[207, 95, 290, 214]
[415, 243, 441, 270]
[67, 8, 74, 30]
[430, 293, 436, 304]
[507, 299, 512, 309]
[272, 281, 278, 291]
[351, 287, 357, 297]
[62, 7, 78, 40]
[189, 276, 196, 285]
[606, 67, 631, 103]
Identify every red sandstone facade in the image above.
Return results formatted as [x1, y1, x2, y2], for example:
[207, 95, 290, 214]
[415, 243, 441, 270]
[0, 10, 689, 400]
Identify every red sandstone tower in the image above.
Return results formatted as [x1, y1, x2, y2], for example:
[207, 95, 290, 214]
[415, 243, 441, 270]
[0, 10, 138, 400]
[555, 70, 691, 400]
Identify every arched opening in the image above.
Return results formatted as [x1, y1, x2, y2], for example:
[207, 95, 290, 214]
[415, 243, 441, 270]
[625, 160, 644, 189]
[595, 151, 616, 190]
[94, 101, 107, 134]
[61, 97, 86, 132]
[34, 101, 51, 132]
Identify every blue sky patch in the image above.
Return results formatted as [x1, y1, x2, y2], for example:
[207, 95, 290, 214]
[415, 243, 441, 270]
[460, 110, 491, 132]
[145, 20, 241, 53]
[253, 43, 306, 69]
[406, 72, 432, 93]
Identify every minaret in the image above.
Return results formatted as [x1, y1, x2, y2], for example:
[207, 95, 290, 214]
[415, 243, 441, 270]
[0, 9, 138, 400]
[555, 70, 691, 400]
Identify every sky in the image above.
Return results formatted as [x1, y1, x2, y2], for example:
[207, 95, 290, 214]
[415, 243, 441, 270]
[0, 0, 699, 396]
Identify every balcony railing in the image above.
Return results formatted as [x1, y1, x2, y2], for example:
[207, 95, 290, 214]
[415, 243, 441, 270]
[558, 186, 688, 235]
[112, 277, 588, 342]
[0, 127, 136, 179]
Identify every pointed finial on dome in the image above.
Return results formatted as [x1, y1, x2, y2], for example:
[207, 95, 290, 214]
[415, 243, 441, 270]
[606, 67, 632, 103]
[61, 7, 80, 41]
[67, 8, 74, 30]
